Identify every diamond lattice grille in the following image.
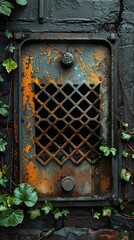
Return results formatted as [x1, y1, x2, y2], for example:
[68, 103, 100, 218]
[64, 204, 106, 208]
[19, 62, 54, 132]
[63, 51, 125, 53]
[34, 82, 101, 166]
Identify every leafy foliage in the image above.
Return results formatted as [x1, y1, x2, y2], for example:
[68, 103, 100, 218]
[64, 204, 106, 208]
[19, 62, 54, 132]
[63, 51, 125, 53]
[122, 150, 128, 158]
[27, 208, 41, 220]
[0, 0, 14, 16]
[16, 0, 27, 5]
[99, 145, 116, 156]
[0, 0, 27, 16]
[6, 44, 15, 53]
[0, 209, 24, 227]
[0, 101, 9, 117]
[2, 58, 18, 73]
[41, 201, 53, 215]
[121, 131, 132, 141]
[0, 138, 7, 152]
[93, 212, 101, 219]
[102, 207, 113, 217]
[0, 75, 4, 82]
[13, 183, 38, 207]
[5, 30, 13, 39]
[120, 168, 131, 182]
[53, 208, 69, 220]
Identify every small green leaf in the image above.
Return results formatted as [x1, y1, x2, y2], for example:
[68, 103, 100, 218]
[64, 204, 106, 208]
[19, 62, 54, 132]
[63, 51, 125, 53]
[6, 196, 15, 208]
[94, 212, 101, 219]
[0, 176, 8, 187]
[41, 201, 53, 215]
[2, 165, 8, 175]
[121, 132, 132, 141]
[118, 197, 123, 204]
[53, 208, 62, 220]
[99, 146, 110, 156]
[0, 204, 8, 212]
[0, 209, 24, 227]
[27, 208, 41, 220]
[6, 44, 15, 53]
[0, 194, 7, 204]
[110, 148, 117, 156]
[122, 150, 128, 158]
[2, 58, 18, 73]
[0, 0, 14, 16]
[0, 138, 7, 152]
[5, 30, 13, 39]
[61, 209, 69, 217]
[16, 0, 27, 5]
[120, 168, 131, 182]
[132, 154, 134, 159]
[102, 207, 113, 217]
[123, 122, 129, 128]
[0, 101, 9, 117]
[0, 75, 4, 82]
[13, 183, 38, 207]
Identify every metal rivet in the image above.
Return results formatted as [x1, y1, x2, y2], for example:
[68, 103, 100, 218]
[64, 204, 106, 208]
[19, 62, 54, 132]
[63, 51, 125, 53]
[61, 176, 75, 192]
[61, 52, 74, 66]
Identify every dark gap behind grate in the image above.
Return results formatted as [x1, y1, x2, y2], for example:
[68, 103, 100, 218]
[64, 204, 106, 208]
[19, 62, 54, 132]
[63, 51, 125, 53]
[34, 83, 101, 165]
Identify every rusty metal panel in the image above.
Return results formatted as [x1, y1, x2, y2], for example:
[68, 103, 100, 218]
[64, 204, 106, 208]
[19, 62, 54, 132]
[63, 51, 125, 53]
[19, 38, 112, 200]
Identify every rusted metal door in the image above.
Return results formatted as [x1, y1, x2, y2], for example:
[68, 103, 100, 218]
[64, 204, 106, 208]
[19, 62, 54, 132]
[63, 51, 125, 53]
[19, 34, 113, 201]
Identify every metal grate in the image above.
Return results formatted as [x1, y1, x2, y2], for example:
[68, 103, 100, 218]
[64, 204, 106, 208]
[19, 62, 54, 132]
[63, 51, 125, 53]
[34, 82, 101, 166]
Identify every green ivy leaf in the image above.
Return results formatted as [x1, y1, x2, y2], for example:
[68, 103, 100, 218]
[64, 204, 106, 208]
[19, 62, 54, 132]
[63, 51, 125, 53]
[99, 146, 110, 156]
[0, 209, 24, 227]
[0, 138, 7, 152]
[0, 204, 8, 212]
[132, 154, 134, 159]
[123, 122, 129, 128]
[0, 101, 9, 117]
[41, 201, 53, 215]
[27, 208, 41, 220]
[53, 208, 62, 220]
[6, 196, 15, 208]
[16, 0, 27, 5]
[0, 0, 14, 16]
[6, 44, 15, 53]
[0, 194, 7, 204]
[93, 212, 101, 219]
[61, 209, 69, 217]
[118, 197, 123, 204]
[5, 30, 13, 39]
[121, 132, 132, 141]
[2, 165, 8, 175]
[2, 58, 18, 73]
[102, 207, 113, 217]
[122, 150, 128, 158]
[120, 168, 131, 182]
[0, 176, 8, 188]
[0, 75, 4, 82]
[13, 183, 38, 207]
[110, 148, 117, 156]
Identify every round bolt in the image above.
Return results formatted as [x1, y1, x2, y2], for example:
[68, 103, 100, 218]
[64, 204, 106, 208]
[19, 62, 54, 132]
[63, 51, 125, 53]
[61, 52, 74, 66]
[61, 176, 75, 192]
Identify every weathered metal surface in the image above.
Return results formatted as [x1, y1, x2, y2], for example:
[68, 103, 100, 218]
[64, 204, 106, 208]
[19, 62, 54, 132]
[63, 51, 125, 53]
[19, 38, 112, 199]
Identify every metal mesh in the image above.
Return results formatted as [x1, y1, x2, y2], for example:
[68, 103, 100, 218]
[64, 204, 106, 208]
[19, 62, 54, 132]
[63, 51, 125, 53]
[34, 82, 101, 166]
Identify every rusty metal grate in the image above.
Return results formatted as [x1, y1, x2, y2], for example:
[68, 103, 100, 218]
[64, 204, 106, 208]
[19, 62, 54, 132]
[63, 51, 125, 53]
[34, 82, 101, 166]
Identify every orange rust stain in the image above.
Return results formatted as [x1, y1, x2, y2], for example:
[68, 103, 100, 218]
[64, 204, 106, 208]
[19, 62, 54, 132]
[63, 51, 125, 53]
[100, 177, 110, 193]
[22, 144, 32, 153]
[79, 57, 101, 85]
[26, 122, 31, 128]
[21, 56, 35, 111]
[92, 47, 108, 63]
[14, 122, 19, 143]
[23, 161, 55, 195]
